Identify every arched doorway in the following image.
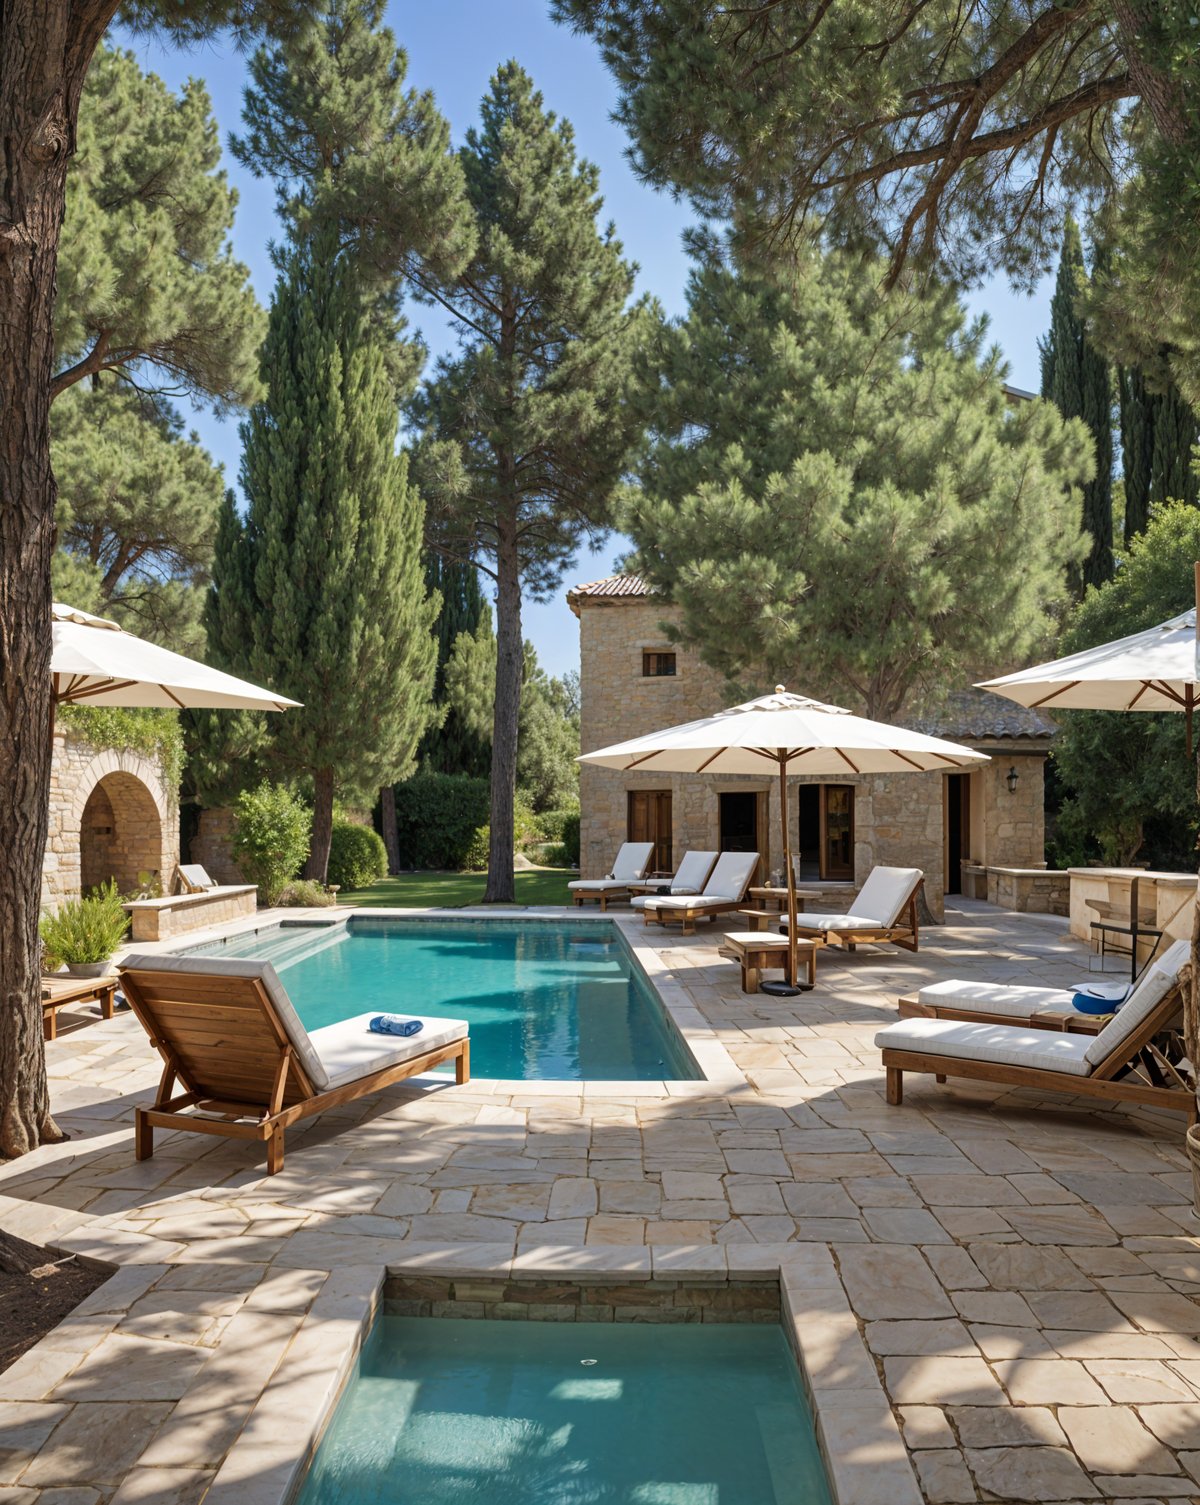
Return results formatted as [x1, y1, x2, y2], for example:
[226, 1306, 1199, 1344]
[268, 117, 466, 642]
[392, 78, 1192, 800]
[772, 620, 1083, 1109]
[80, 772, 164, 895]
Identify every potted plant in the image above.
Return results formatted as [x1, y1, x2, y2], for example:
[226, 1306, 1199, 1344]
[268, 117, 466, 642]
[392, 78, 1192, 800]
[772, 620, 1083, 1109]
[40, 881, 130, 977]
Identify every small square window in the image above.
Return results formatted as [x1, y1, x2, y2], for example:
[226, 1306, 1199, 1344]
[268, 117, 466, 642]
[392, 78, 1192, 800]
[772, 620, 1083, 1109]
[642, 651, 677, 677]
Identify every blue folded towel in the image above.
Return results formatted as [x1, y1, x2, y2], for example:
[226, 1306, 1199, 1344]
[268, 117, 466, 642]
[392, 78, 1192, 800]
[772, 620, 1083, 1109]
[369, 1014, 423, 1037]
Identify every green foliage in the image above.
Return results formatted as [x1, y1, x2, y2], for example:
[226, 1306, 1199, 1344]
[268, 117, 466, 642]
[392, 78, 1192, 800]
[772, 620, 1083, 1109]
[55, 42, 264, 413]
[1050, 502, 1200, 868]
[1150, 383, 1200, 510]
[231, 0, 473, 380]
[50, 382, 226, 653]
[1040, 220, 1113, 591]
[557, 3, 1200, 405]
[390, 772, 491, 870]
[232, 783, 312, 904]
[274, 879, 337, 908]
[411, 61, 648, 894]
[443, 629, 581, 810]
[625, 244, 1092, 718]
[40, 882, 129, 968]
[58, 705, 184, 792]
[208, 227, 440, 877]
[420, 552, 490, 777]
[1119, 365, 1155, 543]
[327, 822, 388, 889]
[560, 810, 581, 866]
[179, 705, 270, 810]
[534, 803, 581, 845]
[462, 824, 490, 873]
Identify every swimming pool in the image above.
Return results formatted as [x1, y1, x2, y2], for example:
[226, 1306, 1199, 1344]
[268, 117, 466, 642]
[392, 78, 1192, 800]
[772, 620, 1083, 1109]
[186, 918, 698, 1081]
[295, 1314, 833, 1505]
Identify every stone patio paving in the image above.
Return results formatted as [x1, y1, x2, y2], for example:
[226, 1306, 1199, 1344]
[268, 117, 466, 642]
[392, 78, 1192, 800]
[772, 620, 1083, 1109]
[2, 899, 1198, 1503]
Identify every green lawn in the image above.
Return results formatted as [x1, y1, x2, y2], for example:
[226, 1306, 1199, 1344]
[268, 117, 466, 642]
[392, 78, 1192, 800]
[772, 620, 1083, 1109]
[338, 867, 574, 908]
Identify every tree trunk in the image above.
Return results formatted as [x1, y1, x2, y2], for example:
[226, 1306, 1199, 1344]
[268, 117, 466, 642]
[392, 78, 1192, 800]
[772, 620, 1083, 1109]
[305, 765, 336, 883]
[485, 508, 522, 903]
[1112, 4, 1190, 149]
[0, 2, 116, 1159]
[379, 784, 400, 874]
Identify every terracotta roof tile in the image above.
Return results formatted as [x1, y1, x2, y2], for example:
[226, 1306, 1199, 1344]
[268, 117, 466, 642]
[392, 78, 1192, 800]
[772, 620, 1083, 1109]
[567, 574, 651, 613]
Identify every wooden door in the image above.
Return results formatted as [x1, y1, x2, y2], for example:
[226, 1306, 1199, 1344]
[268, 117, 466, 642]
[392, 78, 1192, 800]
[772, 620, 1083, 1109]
[820, 785, 854, 880]
[628, 790, 672, 874]
[944, 773, 970, 894]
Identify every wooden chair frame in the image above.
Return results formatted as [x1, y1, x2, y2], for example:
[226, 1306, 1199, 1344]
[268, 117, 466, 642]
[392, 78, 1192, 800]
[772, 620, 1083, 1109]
[791, 884, 921, 954]
[121, 966, 469, 1175]
[882, 977, 1196, 1125]
[897, 990, 1105, 1034]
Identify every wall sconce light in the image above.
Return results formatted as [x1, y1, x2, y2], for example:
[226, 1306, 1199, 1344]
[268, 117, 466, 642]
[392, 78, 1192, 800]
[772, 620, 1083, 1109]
[1005, 765, 1019, 795]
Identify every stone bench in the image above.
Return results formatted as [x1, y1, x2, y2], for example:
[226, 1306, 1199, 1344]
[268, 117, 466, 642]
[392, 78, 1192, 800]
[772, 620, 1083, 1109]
[123, 885, 257, 942]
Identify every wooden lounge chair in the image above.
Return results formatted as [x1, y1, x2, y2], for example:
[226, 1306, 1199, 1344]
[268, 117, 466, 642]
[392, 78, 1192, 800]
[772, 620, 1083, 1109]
[120, 954, 469, 1174]
[876, 944, 1195, 1122]
[626, 850, 718, 899]
[567, 841, 655, 910]
[634, 852, 759, 936]
[780, 866, 923, 953]
[176, 863, 217, 894]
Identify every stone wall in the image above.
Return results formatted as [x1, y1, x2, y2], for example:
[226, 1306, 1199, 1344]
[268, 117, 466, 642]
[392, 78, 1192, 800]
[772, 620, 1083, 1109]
[44, 728, 178, 912]
[189, 806, 247, 884]
[575, 596, 1043, 920]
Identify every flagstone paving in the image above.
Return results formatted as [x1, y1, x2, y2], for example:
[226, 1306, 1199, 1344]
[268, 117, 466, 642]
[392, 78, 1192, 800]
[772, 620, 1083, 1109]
[2, 899, 1198, 1503]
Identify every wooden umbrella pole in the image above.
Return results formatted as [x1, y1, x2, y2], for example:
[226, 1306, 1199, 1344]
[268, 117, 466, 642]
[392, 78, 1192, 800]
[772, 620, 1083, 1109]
[779, 753, 798, 987]
[1190, 567, 1200, 1150]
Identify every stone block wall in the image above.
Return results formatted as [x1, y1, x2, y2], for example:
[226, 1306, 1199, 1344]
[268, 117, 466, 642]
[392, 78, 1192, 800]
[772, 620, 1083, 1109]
[189, 807, 247, 884]
[44, 729, 178, 912]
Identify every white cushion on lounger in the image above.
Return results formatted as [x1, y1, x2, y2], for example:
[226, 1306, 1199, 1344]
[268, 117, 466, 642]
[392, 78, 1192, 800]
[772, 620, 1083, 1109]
[851, 866, 922, 925]
[642, 894, 732, 912]
[782, 912, 891, 932]
[875, 1016, 1093, 1076]
[1083, 938, 1188, 1067]
[568, 877, 635, 893]
[308, 1012, 468, 1090]
[123, 952, 332, 1091]
[916, 980, 1075, 1015]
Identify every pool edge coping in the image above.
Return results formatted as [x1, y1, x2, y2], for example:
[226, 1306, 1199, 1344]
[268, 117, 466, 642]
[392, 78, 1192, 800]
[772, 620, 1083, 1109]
[195, 1243, 920, 1505]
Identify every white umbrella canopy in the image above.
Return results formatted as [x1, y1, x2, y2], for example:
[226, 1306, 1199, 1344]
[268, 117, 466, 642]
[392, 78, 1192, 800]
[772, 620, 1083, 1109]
[580, 688, 988, 991]
[51, 602, 301, 712]
[977, 609, 1200, 716]
[580, 688, 989, 775]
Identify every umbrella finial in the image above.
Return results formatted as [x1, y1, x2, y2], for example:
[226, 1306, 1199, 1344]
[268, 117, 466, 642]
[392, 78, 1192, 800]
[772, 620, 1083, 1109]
[775, 684, 786, 694]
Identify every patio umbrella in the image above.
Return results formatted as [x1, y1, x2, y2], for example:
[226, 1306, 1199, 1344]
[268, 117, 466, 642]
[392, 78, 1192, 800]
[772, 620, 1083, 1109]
[977, 590, 1200, 752]
[579, 688, 988, 993]
[51, 602, 301, 711]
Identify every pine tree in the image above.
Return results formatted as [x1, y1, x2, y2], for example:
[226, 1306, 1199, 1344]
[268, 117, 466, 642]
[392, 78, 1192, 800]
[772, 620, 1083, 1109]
[209, 228, 440, 881]
[1041, 218, 1113, 592]
[627, 243, 1092, 718]
[419, 552, 491, 777]
[413, 63, 647, 902]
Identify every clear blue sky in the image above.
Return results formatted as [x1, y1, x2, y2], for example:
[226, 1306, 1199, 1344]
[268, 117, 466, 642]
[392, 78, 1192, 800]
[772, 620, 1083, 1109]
[117, 2, 1052, 680]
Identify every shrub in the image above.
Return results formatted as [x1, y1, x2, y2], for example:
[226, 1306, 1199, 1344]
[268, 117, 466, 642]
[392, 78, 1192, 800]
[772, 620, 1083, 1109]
[534, 802, 580, 844]
[392, 773, 490, 870]
[40, 881, 129, 968]
[274, 879, 336, 908]
[232, 782, 311, 904]
[542, 842, 571, 867]
[561, 811, 580, 866]
[327, 822, 387, 890]
[462, 824, 490, 872]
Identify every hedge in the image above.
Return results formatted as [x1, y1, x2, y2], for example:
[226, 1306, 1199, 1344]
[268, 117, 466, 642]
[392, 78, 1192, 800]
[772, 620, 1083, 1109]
[391, 773, 491, 870]
[327, 822, 388, 890]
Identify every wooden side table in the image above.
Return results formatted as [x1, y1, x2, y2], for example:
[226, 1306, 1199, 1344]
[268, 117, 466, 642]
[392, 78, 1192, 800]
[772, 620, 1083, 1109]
[747, 887, 822, 913]
[41, 975, 118, 1041]
[720, 934, 820, 993]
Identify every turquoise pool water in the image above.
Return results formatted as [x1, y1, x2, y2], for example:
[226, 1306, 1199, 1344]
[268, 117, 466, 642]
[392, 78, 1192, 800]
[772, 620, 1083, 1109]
[295, 1315, 833, 1505]
[187, 919, 697, 1081]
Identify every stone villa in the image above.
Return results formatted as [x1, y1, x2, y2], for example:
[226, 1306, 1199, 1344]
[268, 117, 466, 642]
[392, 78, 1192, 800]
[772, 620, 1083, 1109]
[569, 575, 1056, 919]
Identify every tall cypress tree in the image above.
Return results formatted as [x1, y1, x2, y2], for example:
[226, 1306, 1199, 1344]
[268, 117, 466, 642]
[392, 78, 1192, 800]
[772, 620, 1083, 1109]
[1040, 217, 1113, 591]
[1119, 365, 1154, 542]
[1150, 382, 1200, 509]
[209, 228, 439, 880]
[419, 552, 491, 777]
[413, 63, 647, 902]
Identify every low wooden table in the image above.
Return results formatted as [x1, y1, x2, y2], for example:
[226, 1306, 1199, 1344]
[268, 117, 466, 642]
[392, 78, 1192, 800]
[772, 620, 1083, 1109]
[747, 886, 822, 913]
[41, 974, 118, 1041]
[719, 934, 820, 993]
